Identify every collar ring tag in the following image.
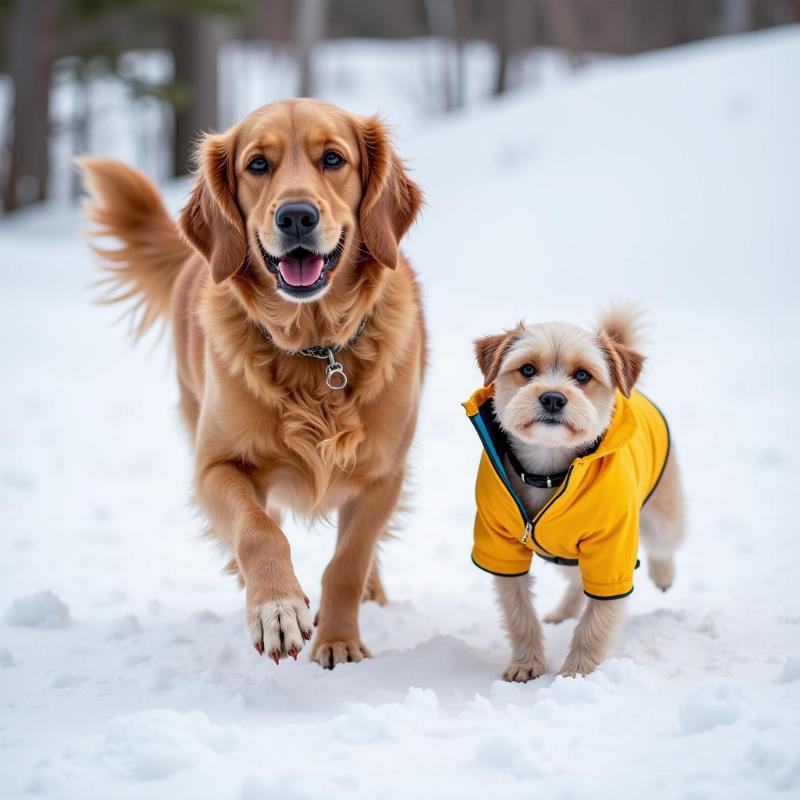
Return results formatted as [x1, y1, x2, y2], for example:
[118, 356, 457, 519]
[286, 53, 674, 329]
[324, 349, 348, 390]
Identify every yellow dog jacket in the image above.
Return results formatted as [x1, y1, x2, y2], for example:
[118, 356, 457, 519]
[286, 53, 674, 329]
[463, 386, 670, 599]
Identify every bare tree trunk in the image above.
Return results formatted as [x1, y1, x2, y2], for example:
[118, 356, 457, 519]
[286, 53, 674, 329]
[423, 0, 461, 112]
[70, 68, 90, 201]
[170, 17, 226, 177]
[493, 0, 512, 96]
[3, 0, 55, 211]
[296, 0, 329, 97]
[718, 0, 753, 34]
[453, 0, 473, 109]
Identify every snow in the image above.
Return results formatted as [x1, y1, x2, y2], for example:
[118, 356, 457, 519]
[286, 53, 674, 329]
[3, 591, 71, 629]
[2, 27, 799, 800]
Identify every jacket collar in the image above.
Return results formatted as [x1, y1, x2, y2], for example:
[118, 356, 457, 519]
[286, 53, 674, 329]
[463, 383, 638, 464]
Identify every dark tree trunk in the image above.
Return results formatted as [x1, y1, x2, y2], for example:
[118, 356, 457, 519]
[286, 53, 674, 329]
[296, 0, 329, 97]
[492, 0, 512, 96]
[170, 17, 224, 177]
[3, 0, 55, 211]
[423, 0, 463, 111]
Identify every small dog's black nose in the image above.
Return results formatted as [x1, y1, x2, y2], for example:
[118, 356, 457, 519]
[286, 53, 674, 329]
[539, 392, 567, 413]
[275, 202, 319, 238]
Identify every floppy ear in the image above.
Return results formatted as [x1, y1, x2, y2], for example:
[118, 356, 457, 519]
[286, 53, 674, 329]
[474, 325, 523, 385]
[356, 116, 423, 270]
[597, 329, 645, 398]
[179, 132, 247, 285]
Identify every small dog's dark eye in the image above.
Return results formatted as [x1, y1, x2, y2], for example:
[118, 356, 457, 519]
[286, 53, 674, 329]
[322, 151, 345, 169]
[247, 156, 269, 174]
[575, 369, 591, 384]
[520, 363, 537, 378]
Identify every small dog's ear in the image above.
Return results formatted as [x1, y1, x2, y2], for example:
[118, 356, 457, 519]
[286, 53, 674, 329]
[355, 116, 423, 270]
[179, 132, 247, 285]
[474, 326, 522, 385]
[598, 329, 645, 398]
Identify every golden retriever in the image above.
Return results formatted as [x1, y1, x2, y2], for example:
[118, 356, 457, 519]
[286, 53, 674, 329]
[78, 98, 425, 668]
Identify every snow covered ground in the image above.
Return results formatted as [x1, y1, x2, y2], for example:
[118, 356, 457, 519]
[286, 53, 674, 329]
[2, 27, 799, 800]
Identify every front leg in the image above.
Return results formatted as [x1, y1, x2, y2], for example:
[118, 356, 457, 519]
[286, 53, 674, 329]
[311, 468, 405, 668]
[495, 574, 547, 682]
[197, 460, 313, 662]
[559, 597, 625, 677]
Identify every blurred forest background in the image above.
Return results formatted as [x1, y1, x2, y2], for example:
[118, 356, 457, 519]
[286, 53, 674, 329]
[1, 0, 797, 213]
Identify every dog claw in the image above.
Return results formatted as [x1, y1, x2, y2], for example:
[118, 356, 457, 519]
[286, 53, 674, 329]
[270, 649, 280, 665]
[303, 629, 313, 641]
[254, 642, 264, 655]
[289, 645, 298, 660]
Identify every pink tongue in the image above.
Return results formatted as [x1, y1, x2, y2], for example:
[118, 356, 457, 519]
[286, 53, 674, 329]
[278, 255, 325, 287]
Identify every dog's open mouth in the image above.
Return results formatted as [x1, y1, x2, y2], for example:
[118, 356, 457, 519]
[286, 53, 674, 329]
[258, 233, 345, 299]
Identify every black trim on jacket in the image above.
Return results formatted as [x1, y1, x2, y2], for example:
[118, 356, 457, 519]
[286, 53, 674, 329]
[470, 556, 530, 578]
[584, 587, 634, 601]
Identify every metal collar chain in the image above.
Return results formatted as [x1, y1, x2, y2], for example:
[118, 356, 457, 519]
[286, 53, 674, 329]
[257, 315, 368, 391]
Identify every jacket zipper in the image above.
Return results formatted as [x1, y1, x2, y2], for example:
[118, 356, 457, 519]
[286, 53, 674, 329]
[524, 464, 575, 545]
[469, 411, 576, 555]
[522, 522, 533, 543]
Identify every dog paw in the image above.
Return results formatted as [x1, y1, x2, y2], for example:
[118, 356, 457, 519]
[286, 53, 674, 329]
[648, 557, 675, 592]
[310, 638, 371, 669]
[503, 659, 546, 683]
[558, 653, 598, 678]
[543, 608, 576, 624]
[247, 598, 314, 663]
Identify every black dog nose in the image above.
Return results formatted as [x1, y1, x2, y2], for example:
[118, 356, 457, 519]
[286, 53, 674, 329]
[539, 392, 567, 413]
[275, 202, 319, 238]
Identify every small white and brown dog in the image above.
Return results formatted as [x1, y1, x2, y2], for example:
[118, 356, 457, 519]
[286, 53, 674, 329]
[465, 307, 685, 679]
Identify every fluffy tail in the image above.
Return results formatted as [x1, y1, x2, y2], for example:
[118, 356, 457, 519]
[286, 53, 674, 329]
[77, 158, 191, 338]
[597, 303, 646, 350]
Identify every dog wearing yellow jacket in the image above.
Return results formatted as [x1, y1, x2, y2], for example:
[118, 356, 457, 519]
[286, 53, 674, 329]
[467, 307, 685, 679]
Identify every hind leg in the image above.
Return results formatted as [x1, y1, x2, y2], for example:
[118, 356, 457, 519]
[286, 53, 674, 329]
[544, 566, 585, 623]
[640, 448, 686, 592]
[362, 552, 388, 605]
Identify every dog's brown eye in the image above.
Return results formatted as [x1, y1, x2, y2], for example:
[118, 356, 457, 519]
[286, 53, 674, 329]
[520, 363, 537, 378]
[322, 151, 345, 169]
[575, 369, 591, 384]
[247, 156, 269, 174]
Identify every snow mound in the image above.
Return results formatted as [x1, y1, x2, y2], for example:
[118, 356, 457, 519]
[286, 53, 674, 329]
[3, 591, 71, 628]
[48, 670, 88, 689]
[678, 679, 750, 734]
[778, 656, 800, 684]
[470, 734, 544, 778]
[105, 614, 142, 641]
[97, 709, 240, 781]
[239, 775, 317, 800]
[331, 687, 440, 744]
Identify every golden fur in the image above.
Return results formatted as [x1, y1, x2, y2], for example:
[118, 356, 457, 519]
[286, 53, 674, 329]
[78, 99, 426, 668]
[475, 307, 685, 678]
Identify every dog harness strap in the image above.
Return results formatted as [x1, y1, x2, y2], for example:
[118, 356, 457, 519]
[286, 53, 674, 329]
[256, 315, 368, 391]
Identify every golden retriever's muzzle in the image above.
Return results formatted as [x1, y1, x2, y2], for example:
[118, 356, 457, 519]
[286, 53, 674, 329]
[257, 202, 346, 302]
